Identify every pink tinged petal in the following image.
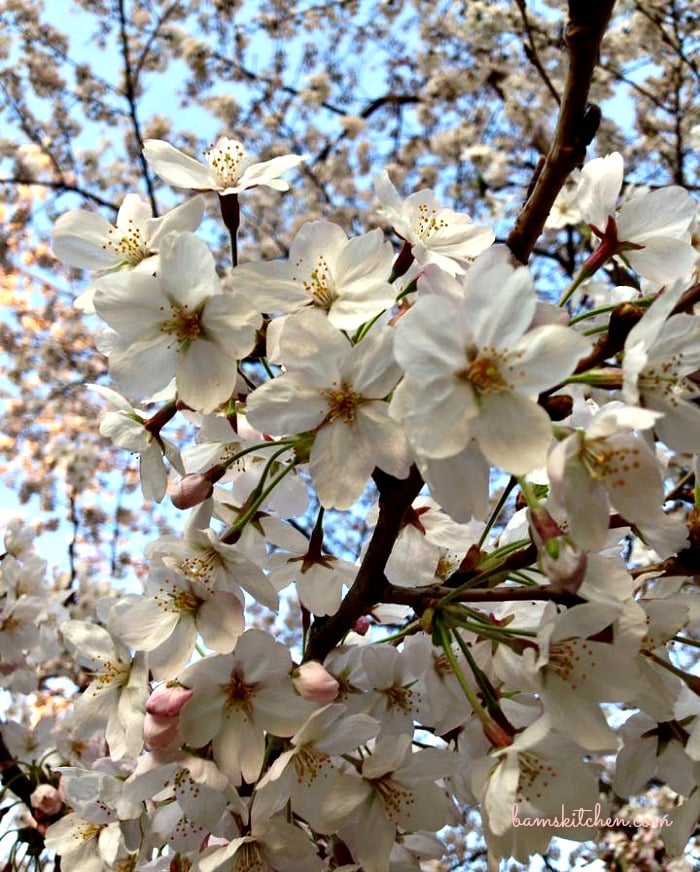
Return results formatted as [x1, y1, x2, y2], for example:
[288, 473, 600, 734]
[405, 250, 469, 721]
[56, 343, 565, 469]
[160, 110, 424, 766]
[277, 308, 349, 378]
[472, 392, 552, 475]
[506, 325, 590, 393]
[354, 403, 411, 480]
[613, 737, 658, 796]
[109, 595, 180, 650]
[625, 237, 698, 283]
[295, 564, 345, 615]
[290, 219, 349, 264]
[652, 396, 700, 453]
[202, 293, 261, 356]
[214, 714, 265, 783]
[146, 195, 205, 246]
[462, 264, 536, 348]
[617, 186, 696, 241]
[179, 685, 225, 747]
[564, 460, 610, 551]
[139, 447, 168, 502]
[484, 756, 520, 836]
[343, 800, 397, 872]
[52, 210, 121, 269]
[238, 153, 305, 189]
[246, 377, 329, 434]
[92, 272, 166, 339]
[234, 628, 292, 683]
[309, 419, 373, 509]
[108, 335, 178, 399]
[197, 592, 244, 652]
[143, 139, 215, 190]
[602, 437, 664, 524]
[392, 779, 452, 832]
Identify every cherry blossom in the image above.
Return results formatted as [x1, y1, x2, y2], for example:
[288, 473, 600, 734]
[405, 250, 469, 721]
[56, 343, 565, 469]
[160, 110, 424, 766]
[92, 231, 261, 411]
[143, 136, 305, 195]
[246, 310, 411, 509]
[374, 170, 494, 275]
[232, 220, 396, 330]
[390, 259, 590, 474]
[52, 194, 204, 312]
[577, 152, 697, 282]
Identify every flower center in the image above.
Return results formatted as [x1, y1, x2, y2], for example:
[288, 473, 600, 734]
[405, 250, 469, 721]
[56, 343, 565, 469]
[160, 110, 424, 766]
[222, 667, 259, 717]
[234, 841, 265, 872]
[413, 202, 448, 241]
[457, 350, 509, 394]
[160, 303, 205, 349]
[104, 220, 149, 265]
[581, 437, 641, 488]
[546, 638, 596, 691]
[371, 776, 415, 822]
[516, 751, 555, 801]
[205, 139, 250, 189]
[322, 381, 360, 423]
[293, 745, 331, 786]
[176, 550, 219, 590]
[301, 255, 337, 309]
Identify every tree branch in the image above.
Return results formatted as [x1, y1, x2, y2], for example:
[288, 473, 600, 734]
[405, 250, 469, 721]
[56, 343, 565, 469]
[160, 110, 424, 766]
[507, 0, 616, 264]
[117, 0, 159, 215]
[304, 465, 424, 662]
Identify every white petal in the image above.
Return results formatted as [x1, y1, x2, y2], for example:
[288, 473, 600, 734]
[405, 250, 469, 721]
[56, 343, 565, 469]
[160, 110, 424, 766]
[143, 139, 215, 190]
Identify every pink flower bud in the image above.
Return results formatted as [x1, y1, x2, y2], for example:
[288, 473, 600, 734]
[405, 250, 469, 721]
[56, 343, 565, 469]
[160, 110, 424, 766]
[293, 661, 339, 703]
[170, 473, 213, 509]
[353, 615, 371, 636]
[30, 784, 63, 816]
[146, 683, 193, 717]
[143, 713, 182, 752]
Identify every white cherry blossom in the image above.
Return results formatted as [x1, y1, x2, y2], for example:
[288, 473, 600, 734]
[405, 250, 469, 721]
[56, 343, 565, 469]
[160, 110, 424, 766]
[374, 170, 494, 275]
[577, 152, 697, 282]
[390, 260, 589, 474]
[92, 231, 260, 412]
[143, 136, 305, 195]
[623, 281, 700, 452]
[232, 220, 396, 330]
[246, 310, 411, 509]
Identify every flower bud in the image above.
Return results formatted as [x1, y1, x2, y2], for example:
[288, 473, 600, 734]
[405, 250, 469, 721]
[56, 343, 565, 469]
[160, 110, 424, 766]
[170, 473, 214, 509]
[29, 784, 63, 816]
[146, 683, 193, 717]
[143, 714, 181, 752]
[293, 661, 339, 702]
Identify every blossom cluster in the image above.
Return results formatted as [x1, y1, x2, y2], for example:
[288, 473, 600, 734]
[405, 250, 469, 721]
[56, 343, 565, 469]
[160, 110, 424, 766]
[2, 135, 699, 872]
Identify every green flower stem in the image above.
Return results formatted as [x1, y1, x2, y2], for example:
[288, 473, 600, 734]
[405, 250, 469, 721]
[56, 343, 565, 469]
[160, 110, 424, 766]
[226, 460, 296, 535]
[436, 620, 493, 730]
[556, 264, 592, 308]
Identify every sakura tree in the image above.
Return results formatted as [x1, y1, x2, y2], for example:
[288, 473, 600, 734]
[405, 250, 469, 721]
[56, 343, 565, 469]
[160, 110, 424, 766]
[0, 1, 699, 871]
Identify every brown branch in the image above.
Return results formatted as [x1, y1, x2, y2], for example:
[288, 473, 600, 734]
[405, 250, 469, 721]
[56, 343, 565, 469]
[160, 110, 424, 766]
[514, 0, 562, 106]
[303, 465, 424, 662]
[507, 0, 616, 264]
[0, 176, 119, 214]
[385, 583, 586, 610]
[117, 0, 158, 215]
